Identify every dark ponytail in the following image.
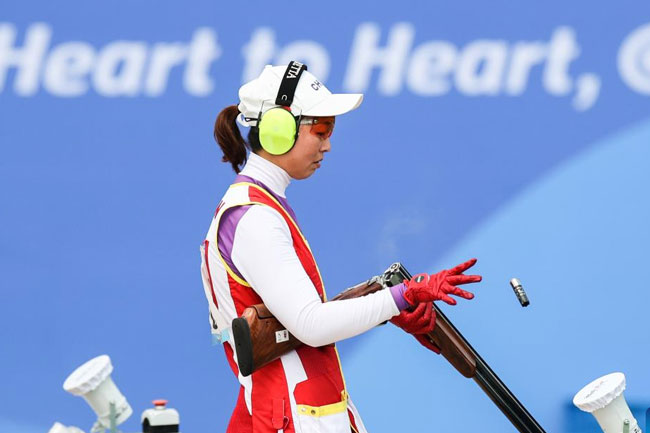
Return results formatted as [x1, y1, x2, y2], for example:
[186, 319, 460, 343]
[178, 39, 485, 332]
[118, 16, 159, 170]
[213, 105, 263, 173]
[214, 105, 248, 173]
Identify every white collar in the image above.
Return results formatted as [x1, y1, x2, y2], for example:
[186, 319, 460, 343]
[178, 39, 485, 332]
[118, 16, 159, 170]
[239, 152, 291, 198]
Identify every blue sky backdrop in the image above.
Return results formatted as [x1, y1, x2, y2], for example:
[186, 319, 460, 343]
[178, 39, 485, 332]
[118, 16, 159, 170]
[2, 2, 650, 432]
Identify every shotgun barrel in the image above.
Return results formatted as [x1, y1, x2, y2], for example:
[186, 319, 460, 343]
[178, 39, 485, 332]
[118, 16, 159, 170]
[397, 264, 546, 433]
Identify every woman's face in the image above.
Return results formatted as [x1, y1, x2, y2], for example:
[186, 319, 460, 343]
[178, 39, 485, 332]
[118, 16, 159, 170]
[273, 116, 334, 180]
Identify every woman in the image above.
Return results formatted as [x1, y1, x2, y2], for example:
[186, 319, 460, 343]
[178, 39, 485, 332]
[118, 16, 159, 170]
[200, 62, 481, 433]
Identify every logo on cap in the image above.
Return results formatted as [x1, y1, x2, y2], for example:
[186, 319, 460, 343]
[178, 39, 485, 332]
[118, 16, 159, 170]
[286, 61, 304, 79]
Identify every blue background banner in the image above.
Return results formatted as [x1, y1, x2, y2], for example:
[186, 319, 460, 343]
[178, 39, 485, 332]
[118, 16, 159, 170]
[2, 1, 650, 432]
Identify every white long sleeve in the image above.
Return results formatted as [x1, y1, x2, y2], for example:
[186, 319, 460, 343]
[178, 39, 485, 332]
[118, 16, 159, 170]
[230, 205, 400, 347]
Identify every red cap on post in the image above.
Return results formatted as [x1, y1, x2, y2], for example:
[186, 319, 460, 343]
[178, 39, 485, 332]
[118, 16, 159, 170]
[152, 399, 168, 407]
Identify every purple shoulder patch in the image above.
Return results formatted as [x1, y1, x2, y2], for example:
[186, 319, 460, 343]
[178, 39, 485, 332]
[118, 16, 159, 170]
[218, 176, 301, 280]
[217, 205, 252, 280]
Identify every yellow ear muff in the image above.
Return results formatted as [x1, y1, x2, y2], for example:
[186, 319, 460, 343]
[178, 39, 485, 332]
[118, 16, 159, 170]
[258, 107, 297, 155]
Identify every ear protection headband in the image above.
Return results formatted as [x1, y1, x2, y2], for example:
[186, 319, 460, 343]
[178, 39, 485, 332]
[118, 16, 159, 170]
[256, 61, 307, 155]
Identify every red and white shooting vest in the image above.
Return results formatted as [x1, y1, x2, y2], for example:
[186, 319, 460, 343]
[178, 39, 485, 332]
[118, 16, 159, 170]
[200, 181, 367, 433]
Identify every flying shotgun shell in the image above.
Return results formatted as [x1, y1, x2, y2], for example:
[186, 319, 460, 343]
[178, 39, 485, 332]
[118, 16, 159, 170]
[509, 278, 530, 307]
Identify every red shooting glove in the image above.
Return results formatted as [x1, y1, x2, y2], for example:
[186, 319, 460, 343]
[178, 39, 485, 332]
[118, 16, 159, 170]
[390, 301, 436, 334]
[403, 258, 482, 306]
[390, 301, 441, 354]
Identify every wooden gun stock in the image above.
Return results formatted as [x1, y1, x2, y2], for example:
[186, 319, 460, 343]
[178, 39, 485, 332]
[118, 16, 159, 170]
[230, 264, 545, 433]
[231, 304, 301, 377]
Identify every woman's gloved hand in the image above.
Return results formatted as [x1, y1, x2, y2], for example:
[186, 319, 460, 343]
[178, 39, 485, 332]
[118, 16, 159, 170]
[390, 301, 436, 334]
[403, 258, 482, 306]
[389, 302, 441, 354]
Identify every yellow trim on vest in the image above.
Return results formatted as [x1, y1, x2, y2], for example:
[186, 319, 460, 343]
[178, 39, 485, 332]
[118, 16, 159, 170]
[332, 346, 348, 392]
[217, 248, 251, 287]
[296, 391, 348, 418]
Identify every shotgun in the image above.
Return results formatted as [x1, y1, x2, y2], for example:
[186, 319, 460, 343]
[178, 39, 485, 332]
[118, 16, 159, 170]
[230, 263, 546, 433]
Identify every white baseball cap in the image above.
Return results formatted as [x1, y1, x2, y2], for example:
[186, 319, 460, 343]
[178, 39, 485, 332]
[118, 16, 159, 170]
[237, 64, 363, 127]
